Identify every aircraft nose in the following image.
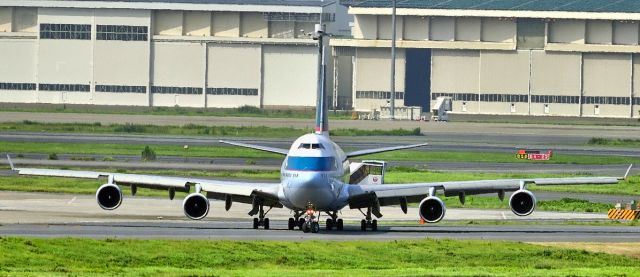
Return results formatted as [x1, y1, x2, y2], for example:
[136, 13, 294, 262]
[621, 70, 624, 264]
[286, 172, 334, 209]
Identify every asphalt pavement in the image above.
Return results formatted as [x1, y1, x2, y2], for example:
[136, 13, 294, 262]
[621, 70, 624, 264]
[1, 191, 637, 242]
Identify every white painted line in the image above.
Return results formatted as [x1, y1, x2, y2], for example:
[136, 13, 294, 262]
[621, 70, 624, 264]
[66, 197, 77, 205]
[501, 212, 507, 220]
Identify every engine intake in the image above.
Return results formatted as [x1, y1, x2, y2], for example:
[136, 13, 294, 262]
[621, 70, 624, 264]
[183, 193, 210, 220]
[96, 183, 123, 210]
[509, 190, 536, 216]
[418, 196, 446, 223]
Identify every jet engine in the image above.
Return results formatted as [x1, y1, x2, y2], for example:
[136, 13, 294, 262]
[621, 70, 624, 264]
[418, 196, 446, 223]
[183, 193, 210, 220]
[509, 190, 536, 216]
[96, 183, 123, 210]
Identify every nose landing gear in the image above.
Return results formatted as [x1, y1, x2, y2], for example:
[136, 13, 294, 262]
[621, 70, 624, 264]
[301, 207, 320, 233]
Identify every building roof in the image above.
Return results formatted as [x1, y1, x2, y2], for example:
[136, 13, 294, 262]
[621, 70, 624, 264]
[63, 0, 333, 7]
[342, 0, 640, 14]
[0, 0, 335, 12]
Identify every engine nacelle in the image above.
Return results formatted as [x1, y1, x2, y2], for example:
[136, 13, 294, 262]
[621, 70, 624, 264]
[96, 183, 123, 210]
[509, 189, 537, 216]
[183, 193, 210, 220]
[418, 196, 446, 223]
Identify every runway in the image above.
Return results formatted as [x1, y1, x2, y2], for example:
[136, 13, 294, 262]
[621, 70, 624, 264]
[1, 191, 638, 242]
[3, 221, 640, 242]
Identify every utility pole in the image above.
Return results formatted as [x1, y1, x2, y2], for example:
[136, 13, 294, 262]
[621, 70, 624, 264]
[390, 0, 397, 120]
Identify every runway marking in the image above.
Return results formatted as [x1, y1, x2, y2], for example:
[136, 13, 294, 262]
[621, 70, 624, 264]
[501, 212, 507, 220]
[67, 197, 77, 205]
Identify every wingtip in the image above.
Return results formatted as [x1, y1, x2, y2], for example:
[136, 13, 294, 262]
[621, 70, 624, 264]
[6, 154, 14, 171]
[624, 164, 633, 180]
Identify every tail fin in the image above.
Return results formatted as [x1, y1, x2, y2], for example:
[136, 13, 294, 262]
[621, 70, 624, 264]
[314, 24, 329, 136]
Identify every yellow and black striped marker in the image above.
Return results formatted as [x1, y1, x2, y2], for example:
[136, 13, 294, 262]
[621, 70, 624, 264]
[608, 209, 640, 220]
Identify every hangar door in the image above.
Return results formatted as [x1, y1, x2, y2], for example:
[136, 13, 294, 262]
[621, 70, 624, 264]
[263, 45, 317, 107]
[404, 48, 431, 110]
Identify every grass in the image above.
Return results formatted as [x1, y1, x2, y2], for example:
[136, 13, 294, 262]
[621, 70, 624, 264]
[0, 121, 422, 137]
[588, 137, 640, 148]
[1, 141, 283, 159]
[0, 104, 354, 119]
[0, 237, 638, 276]
[4, 140, 640, 166]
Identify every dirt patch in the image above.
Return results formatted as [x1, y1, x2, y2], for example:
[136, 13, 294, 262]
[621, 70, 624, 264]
[530, 242, 640, 259]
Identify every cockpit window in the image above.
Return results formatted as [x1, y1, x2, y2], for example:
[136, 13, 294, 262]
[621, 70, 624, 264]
[286, 156, 336, 171]
[298, 143, 325, 149]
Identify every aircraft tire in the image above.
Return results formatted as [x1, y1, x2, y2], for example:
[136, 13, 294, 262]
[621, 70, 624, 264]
[288, 218, 295, 230]
[253, 218, 259, 229]
[360, 219, 367, 231]
[326, 218, 334, 230]
[336, 219, 344, 231]
[264, 218, 270, 230]
[372, 220, 378, 231]
[311, 222, 320, 233]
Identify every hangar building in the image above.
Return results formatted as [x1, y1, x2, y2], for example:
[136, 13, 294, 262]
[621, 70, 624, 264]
[0, 0, 348, 108]
[2, 0, 640, 119]
[335, 0, 640, 118]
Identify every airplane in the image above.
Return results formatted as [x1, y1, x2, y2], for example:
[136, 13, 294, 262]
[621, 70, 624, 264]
[5, 25, 632, 233]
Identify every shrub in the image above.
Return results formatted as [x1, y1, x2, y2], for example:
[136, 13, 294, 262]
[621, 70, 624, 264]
[587, 137, 608, 145]
[141, 146, 156, 161]
[48, 153, 58, 160]
[236, 105, 262, 114]
[114, 123, 145, 133]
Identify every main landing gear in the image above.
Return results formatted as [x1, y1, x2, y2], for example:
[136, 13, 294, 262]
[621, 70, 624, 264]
[358, 207, 378, 231]
[250, 202, 272, 230]
[325, 211, 344, 231]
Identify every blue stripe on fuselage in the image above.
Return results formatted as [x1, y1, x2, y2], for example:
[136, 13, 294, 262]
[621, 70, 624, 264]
[286, 156, 335, 171]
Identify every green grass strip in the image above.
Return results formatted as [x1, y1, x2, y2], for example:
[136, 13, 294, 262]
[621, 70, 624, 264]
[588, 137, 640, 148]
[0, 238, 638, 276]
[0, 121, 422, 137]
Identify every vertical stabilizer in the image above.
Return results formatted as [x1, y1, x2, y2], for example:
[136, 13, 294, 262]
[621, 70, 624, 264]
[314, 24, 329, 136]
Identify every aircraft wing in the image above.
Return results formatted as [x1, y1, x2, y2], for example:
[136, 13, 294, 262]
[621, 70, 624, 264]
[8, 155, 280, 203]
[345, 143, 428, 159]
[219, 140, 289, 155]
[348, 165, 631, 206]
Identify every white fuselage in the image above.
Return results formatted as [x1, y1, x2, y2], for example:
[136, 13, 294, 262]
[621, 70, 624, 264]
[277, 133, 350, 211]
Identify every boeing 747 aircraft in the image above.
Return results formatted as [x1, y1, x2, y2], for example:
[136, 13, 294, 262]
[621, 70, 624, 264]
[6, 26, 631, 233]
